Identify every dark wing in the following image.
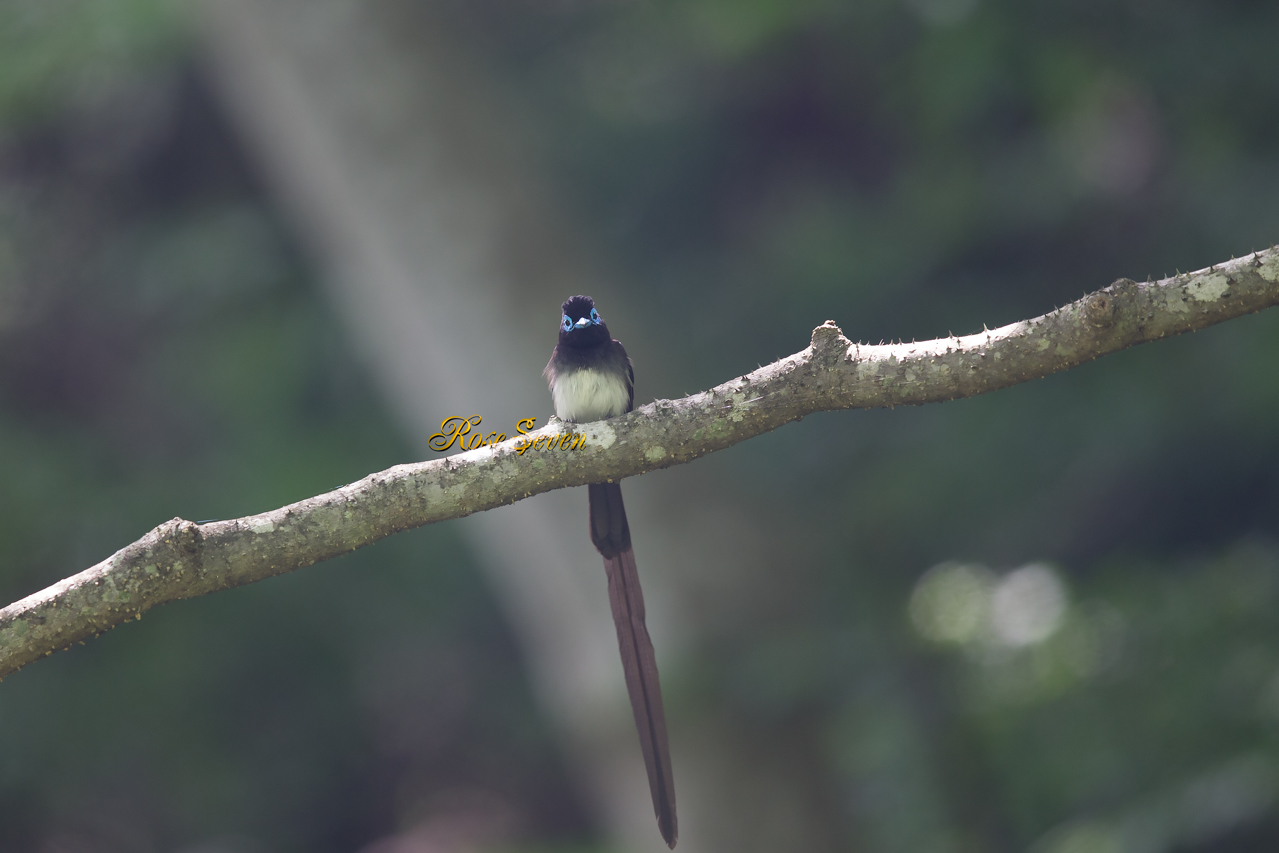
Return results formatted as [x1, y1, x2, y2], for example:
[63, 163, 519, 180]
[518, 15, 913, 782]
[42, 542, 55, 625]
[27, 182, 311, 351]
[612, 338, 635, 413]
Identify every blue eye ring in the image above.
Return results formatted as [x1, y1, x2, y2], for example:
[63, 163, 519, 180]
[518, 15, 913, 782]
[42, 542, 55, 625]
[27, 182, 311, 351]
[589, 308, 601, 325]
[561, 314, 573, 332]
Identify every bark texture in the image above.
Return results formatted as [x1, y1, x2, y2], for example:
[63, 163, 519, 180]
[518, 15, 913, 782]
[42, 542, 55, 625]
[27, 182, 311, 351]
[3, 247, 1276, 680]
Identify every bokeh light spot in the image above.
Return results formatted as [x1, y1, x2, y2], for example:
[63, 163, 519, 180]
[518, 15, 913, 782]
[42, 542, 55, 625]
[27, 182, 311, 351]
[990, 563, 1067, 647]
[909, 562, 995, 643]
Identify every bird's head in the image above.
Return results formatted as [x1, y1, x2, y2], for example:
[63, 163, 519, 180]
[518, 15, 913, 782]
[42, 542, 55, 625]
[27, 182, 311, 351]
[558, 295, 610, 346]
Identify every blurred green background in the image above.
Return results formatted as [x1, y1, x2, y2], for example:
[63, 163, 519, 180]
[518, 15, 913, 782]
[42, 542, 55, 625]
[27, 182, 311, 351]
[2, 0, 1279, 851]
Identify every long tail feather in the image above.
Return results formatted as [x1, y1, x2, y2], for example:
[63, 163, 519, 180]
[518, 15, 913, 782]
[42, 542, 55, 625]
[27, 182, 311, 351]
[589, 482, 678, 848]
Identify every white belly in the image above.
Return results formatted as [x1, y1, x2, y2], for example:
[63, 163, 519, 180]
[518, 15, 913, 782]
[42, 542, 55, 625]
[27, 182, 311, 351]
[552, 368, 630, 422]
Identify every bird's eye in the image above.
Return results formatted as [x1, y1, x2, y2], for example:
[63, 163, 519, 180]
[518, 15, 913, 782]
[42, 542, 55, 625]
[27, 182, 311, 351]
[561, 315, 573, 332]
[590, 308, 601, 324]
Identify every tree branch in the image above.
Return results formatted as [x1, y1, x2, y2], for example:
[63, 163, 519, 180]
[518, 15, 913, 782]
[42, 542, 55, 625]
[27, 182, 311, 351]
[2, 248, 1277, 679]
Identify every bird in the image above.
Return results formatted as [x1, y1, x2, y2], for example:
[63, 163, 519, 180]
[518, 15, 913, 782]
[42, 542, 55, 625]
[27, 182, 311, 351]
[544, 295, 677, 849]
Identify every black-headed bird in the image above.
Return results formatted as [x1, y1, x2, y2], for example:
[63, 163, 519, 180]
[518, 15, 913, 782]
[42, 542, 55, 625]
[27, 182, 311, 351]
[544, 295, 677, 848]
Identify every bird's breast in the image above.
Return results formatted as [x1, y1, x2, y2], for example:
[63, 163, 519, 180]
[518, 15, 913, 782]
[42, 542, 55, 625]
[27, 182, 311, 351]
[552, 368, 630, 422]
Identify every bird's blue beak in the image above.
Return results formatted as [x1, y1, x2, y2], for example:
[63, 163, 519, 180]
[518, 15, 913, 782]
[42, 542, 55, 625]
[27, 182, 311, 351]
[574, 317, 592, 329]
